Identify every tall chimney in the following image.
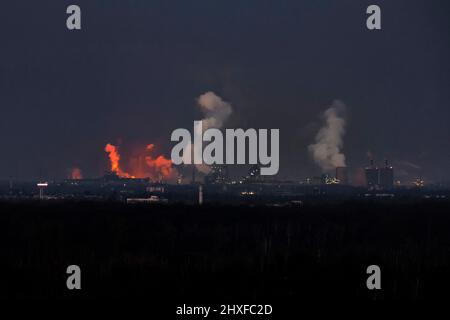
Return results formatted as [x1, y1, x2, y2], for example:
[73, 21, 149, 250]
[192, 166, 196, 184]
[198, 185, 203, 205]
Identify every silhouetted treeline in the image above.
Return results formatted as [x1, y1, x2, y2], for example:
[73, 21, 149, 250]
[0, 200, 450, 302]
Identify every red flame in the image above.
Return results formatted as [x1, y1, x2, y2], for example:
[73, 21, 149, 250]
[104, 143, 175, 181]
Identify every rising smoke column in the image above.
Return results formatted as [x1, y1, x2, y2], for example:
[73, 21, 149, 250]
[308, 100, 347, 172]
[185, 92, 233, 173]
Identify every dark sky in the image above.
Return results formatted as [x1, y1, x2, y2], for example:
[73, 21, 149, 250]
[0, 0, 449, 182]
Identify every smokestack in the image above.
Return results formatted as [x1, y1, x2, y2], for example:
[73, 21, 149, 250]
[370, 159, 374, 167]
[198, 185, 203, 205]
[335, 166, 348, 185]
[308, 100, 347, 172]
[37, 182, 48, 200]
[186, 92, 233, 174]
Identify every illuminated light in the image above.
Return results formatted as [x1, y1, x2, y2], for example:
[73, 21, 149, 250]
[325, 177, 340, 185]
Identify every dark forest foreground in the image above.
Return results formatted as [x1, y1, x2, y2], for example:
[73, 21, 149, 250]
[1, 200, 450, 303]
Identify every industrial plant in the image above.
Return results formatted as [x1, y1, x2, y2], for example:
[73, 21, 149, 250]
[1, 156, 447, 206]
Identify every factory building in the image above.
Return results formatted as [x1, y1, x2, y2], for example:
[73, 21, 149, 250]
[379, 160, 394, 190]
[365, 160, 379, 189]
[364, 159, 394, 190]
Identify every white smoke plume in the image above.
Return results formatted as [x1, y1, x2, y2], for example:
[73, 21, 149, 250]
[185, 92, 233, 174]
[308, 100, 347, 172]
[197, 91, 232, 130]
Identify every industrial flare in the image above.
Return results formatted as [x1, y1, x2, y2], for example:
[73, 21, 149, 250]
[104, 143, 175, 181]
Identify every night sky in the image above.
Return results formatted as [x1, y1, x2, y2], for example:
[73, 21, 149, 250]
[0, 0, 449, 182]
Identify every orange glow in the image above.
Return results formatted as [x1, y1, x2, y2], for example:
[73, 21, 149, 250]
[104, 144, 120, 173]
[70, 167, 83, 180]
[104, 143, 175, 181]
[144, 144, 174, 179]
